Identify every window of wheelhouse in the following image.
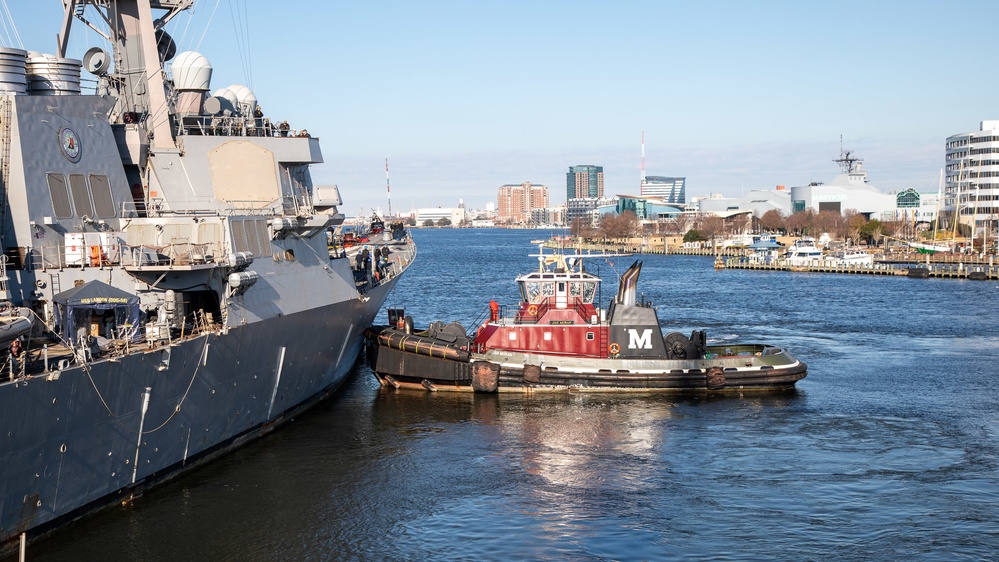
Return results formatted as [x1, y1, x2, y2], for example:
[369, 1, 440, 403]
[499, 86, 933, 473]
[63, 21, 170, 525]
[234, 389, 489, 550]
[541, 282, 555, 298]
[581, 281, 596, 303]
[522, 280, 542, 303]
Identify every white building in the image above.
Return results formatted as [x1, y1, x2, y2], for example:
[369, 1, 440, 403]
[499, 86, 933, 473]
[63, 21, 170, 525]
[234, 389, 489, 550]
[415, 205, 466, 226]
[945, 120, 999, 236]
[790, 150, 896, 219]
[697, 189, 792, 219]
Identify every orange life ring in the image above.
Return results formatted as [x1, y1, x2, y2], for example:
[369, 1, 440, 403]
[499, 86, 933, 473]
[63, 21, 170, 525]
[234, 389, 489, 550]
[609, 342, 620, 355]
[527, 304, 538, 316]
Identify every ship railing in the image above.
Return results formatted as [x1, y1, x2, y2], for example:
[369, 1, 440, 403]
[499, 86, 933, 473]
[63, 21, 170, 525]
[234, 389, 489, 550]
[224, 199, 282, 216]
[120, 242, 226, 268]
[26, 241, 226, 271]
[177, 115, 318, 139]
[120, 200, 146, 218]
[282, 193, 315, 218]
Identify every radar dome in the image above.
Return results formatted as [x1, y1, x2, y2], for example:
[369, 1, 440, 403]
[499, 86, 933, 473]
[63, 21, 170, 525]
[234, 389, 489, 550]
[172, 51, 212, 91]
[226, 84, 257, 114]
[212, 87, 238, 106]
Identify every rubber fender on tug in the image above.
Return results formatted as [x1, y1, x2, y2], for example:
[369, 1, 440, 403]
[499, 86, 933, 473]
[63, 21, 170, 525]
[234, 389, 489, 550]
[522, 364, 541, 384]
[472, 361, 500, 393]
[706, 366, 726, 389]
[367, 326, 471, 361]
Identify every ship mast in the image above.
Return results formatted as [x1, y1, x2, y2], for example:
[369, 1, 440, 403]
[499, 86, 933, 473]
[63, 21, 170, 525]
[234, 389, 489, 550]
[58, 0, 192, 150]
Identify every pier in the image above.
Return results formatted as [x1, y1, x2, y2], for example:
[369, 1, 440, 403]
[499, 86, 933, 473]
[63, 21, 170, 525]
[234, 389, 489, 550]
[717, 257, 999, 280]
[543, 239, 999, 280]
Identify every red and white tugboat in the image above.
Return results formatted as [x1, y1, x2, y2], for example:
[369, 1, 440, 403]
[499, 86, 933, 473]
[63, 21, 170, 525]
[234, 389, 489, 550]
[365, 248, 807, 393]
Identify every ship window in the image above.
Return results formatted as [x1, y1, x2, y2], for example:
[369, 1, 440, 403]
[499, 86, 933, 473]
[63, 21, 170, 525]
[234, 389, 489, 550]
[47, 173, 72, 218]
[542, 282, 555, 297]
[89, 174, 116, 218]
[231, 220, 249, 253]
[525, 281, 541, 303]
[586, 332, 594, 340]
[582, 282, 596, 303]
[253, 220, 271, 257]
[68, 174, 93, 218]
[569, 282, 581, 297]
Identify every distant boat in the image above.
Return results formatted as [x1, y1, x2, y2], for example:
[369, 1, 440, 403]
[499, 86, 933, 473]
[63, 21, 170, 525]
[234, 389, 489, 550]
[784, 238, 824, 264]
[908, 241, 951, 255]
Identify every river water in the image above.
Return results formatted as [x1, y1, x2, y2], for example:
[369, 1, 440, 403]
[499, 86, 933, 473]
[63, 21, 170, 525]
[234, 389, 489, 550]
[18, 229, 999, 560]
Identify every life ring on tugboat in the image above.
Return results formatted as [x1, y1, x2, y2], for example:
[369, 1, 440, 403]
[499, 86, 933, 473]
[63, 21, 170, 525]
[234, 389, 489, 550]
[608, 342, 620, 355]
[527, 304, 538, 316]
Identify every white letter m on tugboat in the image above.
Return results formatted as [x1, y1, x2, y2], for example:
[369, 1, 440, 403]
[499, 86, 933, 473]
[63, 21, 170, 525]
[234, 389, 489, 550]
[627, 329, 653, 349]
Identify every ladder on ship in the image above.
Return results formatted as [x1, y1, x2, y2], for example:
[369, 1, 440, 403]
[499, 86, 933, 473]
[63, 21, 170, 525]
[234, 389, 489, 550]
[599, 315, 609, 358]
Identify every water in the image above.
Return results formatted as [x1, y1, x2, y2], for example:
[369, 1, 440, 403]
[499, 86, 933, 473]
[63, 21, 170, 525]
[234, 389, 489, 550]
[18, 229, 999, 560]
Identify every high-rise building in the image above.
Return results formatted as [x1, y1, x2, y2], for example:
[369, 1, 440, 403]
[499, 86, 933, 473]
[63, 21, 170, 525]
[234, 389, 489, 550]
[498, 181, 549, 224]
[567, 165, 604, 201]
[641, 176, 686, 204]
[945, 121, 999, 238]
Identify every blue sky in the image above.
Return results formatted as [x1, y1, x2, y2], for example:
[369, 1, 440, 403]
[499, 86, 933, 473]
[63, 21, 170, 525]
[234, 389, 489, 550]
[8, 1, 997, 215]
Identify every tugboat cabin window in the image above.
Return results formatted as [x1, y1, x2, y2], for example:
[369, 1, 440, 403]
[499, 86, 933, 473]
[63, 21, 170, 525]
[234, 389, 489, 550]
[569, 282, 582, 298]
[586, 332, 594, 340]
[542, 282, 555, 297]
[47, 173, 73, 219]
[522, 281, 541, 303]
[582, 281, 596, 303]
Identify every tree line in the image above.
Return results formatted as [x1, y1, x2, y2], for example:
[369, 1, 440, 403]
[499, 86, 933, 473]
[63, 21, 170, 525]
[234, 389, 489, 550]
[569, 209, 925, 247]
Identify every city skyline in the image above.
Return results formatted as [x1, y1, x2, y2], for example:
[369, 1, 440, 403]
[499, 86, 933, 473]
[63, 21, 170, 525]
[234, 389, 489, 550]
[9, 1, 995, 214]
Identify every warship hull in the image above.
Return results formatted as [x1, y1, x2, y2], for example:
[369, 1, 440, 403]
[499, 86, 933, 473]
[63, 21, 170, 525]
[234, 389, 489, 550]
[0, 276, 400, 548]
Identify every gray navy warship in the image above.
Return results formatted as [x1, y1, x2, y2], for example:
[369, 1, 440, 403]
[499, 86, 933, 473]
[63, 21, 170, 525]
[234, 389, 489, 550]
[0, 0, 415, 551]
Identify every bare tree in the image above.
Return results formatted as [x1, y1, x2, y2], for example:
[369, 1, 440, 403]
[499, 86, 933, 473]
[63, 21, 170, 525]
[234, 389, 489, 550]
[599, 211, 639, 241]
[699, 215, 724, 245]
[786, 210, 816, 236]
[760, 210, 786, 234]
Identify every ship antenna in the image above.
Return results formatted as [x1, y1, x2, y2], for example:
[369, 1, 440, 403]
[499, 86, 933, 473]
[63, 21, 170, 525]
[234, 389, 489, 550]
[385, 158, 392, 218]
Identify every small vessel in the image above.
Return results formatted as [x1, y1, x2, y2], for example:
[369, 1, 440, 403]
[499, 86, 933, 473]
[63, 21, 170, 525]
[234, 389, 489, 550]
[366, 247, 807, 393]
[825, 248, 874, 266]
[784, 237, 824, 264]
[907, 241, 952, 255]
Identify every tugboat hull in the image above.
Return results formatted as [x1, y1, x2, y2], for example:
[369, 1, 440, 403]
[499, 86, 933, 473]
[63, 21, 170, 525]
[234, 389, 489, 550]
[366, 326, 807, 393]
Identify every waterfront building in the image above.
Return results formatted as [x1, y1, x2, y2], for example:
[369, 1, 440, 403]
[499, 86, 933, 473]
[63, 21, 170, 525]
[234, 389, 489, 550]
[415, 204, 466, 226]
[789, 150, 896, 219]
[616, 194, 684, 220]
[530, 206, 565, 227]
[641, 176, 686, 204]
[945, 120, 999, 238]
[498, 181, 549, 224]
[566, 196, 616, 225]
[697, 188, 792, 219]
[567, 165, 604, 200]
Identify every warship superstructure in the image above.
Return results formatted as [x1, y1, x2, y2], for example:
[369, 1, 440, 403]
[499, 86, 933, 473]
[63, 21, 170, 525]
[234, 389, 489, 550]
[0, 0, 415, 549]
